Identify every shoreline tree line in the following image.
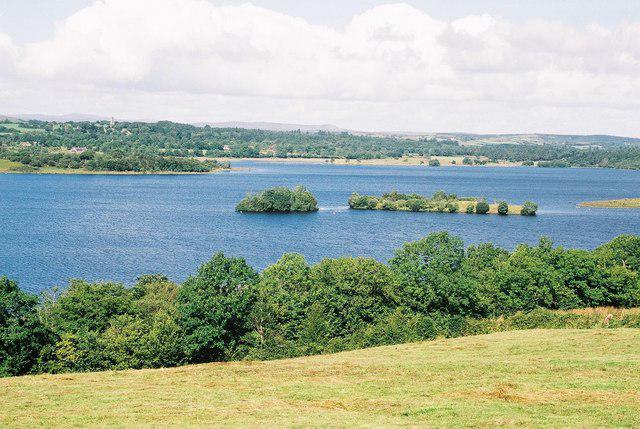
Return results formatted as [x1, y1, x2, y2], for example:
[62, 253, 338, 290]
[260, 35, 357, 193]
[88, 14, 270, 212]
[2, 232, 639, 377]
[2, 119, 640, 170]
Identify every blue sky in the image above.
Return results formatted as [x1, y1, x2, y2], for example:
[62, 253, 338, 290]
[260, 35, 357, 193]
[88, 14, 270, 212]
[1, 1, 639, 135]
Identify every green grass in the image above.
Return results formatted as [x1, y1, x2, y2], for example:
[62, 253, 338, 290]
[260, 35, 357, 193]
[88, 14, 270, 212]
[578, 198, 640, 208]
[0, 158, 26, 172]
[0, 122, 45, 133]
[1, 329, 639, 428]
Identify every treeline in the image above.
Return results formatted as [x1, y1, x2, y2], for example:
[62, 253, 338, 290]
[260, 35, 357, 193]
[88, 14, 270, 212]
[2, 232, 639, 377]
[236, 186, 318, 212]
[2, 119, 640, 169]
[0, 147, 228, 173]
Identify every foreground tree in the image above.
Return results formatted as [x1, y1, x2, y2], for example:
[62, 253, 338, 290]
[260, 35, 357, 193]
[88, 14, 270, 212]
[248, 253, 312, 357]
[0, 277, 51, 376]
[390, 232, 467, 314]
[177, 253, 258, 362]
[309, 257, 399, 338]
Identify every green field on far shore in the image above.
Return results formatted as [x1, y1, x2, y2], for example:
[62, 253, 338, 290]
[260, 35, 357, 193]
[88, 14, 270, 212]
[579, 198, 640, 208]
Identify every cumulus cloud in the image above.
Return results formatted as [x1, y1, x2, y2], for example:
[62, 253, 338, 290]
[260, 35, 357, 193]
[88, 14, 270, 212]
[1, 0, 640, 134]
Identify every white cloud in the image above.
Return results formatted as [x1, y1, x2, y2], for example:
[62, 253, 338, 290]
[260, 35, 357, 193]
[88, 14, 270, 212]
[1, 0, 640, 134]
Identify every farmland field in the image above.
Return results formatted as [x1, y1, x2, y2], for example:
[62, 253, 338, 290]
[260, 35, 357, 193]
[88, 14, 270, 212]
[2, 329, 639, 428]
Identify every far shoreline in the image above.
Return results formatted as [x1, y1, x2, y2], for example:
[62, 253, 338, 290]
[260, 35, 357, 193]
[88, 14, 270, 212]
[0, 167, 231, 176]
[214, 156, 524, 167]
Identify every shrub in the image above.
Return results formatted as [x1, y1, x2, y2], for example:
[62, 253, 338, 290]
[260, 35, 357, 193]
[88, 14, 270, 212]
[429, 159, 440, 166]
[475, 199, 490, 214]
[348, 193, 378, 210]
[497, 201, 509, 215]
[521, 201, 538, 216]
[465, 203, 475, 214]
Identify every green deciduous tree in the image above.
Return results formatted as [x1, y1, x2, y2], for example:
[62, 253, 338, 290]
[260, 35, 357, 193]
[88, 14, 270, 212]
[177, 253, 258, 362]
[309, 257, 399, 338]
[0, 277, 52, 376]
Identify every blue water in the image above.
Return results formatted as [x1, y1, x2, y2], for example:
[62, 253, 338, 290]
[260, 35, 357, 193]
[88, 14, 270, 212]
[2, 162, 640, 293]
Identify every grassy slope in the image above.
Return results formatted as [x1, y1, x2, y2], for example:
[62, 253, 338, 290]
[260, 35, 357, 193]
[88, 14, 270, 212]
[578, 198, 640, 208]
[2, 329, 639, 428]
[0, 158, 24, 172]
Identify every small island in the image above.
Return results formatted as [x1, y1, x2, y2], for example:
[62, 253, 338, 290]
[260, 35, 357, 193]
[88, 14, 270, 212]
[578, 198, 640, 208]
[236, 186, 319, 213]
[349, 191, 538, 215]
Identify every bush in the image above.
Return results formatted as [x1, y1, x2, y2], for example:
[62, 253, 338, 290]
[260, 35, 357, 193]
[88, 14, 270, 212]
[446, 202, 459, 213]
[497, 201, 509, 215]
[475, 199, 490, 214]
[465, 203, 475, 214]
[428, 159, 440, 166]
[521, 201, 538, 216]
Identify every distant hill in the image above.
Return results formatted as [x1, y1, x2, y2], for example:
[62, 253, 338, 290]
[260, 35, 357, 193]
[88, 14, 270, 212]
[3, 114, 639, 146]
[433, 133, 640, 147]
[195, 121, 346, 133]
[194, 122, 640, 146]
[1, 113, 109, 122]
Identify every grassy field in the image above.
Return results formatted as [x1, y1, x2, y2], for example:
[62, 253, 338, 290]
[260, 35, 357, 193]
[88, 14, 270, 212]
[578, 198, 640, 208]
[0, 122, 46, 133]
[1, 329, 639, 428]
[0, 158, 27, 172]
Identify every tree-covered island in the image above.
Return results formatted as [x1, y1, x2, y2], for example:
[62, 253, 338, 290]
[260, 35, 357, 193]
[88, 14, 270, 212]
[236, 186, 319, 212]
[349, 191, 538, 215]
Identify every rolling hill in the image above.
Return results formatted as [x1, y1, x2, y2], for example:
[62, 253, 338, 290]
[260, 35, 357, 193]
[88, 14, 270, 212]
[2, 329, 639, 428]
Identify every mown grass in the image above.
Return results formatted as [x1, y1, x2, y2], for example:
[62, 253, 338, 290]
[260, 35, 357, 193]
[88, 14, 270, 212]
[578, 198, 640, 208]
[0, 122, 45, 133]
[1, 329, 639, 428]
[0, 158, 26, 172]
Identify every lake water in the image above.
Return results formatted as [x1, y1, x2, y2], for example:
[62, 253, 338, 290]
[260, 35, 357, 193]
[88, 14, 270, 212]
[2, 162, 640, 293]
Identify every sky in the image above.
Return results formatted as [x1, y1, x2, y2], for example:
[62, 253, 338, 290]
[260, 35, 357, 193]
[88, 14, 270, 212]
[1, 0, 639, 135]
